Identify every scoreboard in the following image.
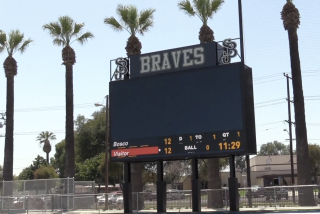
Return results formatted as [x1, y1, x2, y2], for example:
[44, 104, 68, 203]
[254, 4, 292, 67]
[109, 63, 256, 162]
[109, 58, 256, 162]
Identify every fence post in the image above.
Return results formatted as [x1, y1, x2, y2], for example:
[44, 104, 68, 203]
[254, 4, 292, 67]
[23, 180, 26, 209]
[1, 180, 3, 209]
[45, 180, 47, 211]
[273, 187, 277, 210]
[67, 177, 69, 211]
[225, 188, 228, 211]
[73, 177, 75, 211]
[136, 192, 138, 213]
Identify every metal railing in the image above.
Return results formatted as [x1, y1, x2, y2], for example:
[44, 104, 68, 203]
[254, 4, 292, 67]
[1, 184, 320, 212]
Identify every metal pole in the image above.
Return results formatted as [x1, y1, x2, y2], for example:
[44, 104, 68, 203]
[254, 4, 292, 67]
[237, 0, 245, 65]
[105, 95, 109, 210]
[284, 73, 295, 203]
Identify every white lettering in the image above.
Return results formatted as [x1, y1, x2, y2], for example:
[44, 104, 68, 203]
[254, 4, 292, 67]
[113, 142, 129, 147]
[113, 151, 130, 157]
[182, 48, 193, 67]
[151, 54, 161, 72]
[193, 47, 204, 65]
[171, 51, 181, 68]
[161, 53, 171, 70]
[140, 56, 150, 73]
[222, 133, 229, 137]
[184, 145, 197, 150]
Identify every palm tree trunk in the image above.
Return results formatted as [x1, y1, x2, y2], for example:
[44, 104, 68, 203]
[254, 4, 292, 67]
[65, 63, 75, 178]
[207, 158, 223, 208]
[46, 152, 50, 164]
[3, 73, 14, 195]
[287, 25, 314, 205]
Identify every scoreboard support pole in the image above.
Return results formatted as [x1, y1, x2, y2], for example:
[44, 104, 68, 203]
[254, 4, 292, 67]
[156, 160, 166, 213]
[228, 155, 239, 211]
[191, 158, 201, 212]
[123, 162, 132, 213]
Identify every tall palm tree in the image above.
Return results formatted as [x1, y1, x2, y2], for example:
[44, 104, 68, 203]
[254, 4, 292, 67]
[43, 16, 94, 178]
[104, 4, 155, 57]
[178, 0, 224, 208]
[0, 30, 33, 182]
[36, 131, 56, 164]
[178, 0, 224, 43]
[104, 5, 155, 210]
[281, 0, 314, 205]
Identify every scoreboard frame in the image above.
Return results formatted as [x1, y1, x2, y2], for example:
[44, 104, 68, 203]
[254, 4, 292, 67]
[109, 41, 256, 163]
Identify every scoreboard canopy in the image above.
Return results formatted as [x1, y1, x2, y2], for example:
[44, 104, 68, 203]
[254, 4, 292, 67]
[109, 41, 256, 162]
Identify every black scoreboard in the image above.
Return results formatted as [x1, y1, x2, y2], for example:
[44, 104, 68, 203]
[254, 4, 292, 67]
[109, 43, 256, 162]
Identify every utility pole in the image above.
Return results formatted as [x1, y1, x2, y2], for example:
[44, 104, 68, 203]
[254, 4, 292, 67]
[284, 73, 295, 203]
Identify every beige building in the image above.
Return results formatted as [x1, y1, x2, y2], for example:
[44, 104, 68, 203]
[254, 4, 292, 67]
[222, 155, 298, 187]
[179, 155, 300, 190]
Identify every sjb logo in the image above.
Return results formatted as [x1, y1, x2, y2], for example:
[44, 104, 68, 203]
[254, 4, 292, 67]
[114, 57, 129, 80]
[221, 38, 238, 64]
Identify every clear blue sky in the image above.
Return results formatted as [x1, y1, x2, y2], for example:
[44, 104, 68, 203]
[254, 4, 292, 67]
[0, 0, 319, 176]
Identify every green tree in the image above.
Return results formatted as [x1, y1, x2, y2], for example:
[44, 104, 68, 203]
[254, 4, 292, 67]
[34, 165, 58, 179]
[75, 111, 106, 162]
[258, 141, 290, 156]
[75, 153, 103, 182]
[235, 156, 246, 173]
[104, 5, 155, 210]
[43, 16, 94, 178]
[281, 1, 313, 206]
[36, 131, 56, 164]
[51, 140, 66, 177]
[0, 30, 32, 182]
[308, 144, 320, 184]
[18, 155, 48, 180]
[178, 0, 224, 208]
[178, 0, 224, 43]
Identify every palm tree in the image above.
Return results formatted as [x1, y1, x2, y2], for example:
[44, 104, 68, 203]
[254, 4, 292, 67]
[42, 16, 94, 178]
[104, 5, 155, 210]
[104, 4, 155, 57]
[178, 0, 224, 208]
[36, 131, 56, 164]
[281, 0, 314, 206]
[0, 30, 33, 182]
[178, 0, 224, 43]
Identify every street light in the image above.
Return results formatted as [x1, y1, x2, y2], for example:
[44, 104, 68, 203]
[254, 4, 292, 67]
[94, 96, 109, 210]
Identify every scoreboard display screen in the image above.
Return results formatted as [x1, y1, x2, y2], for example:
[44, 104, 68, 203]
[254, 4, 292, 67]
[109, 62, 256, 162]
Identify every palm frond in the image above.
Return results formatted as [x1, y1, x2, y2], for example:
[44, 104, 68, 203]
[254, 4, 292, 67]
[116, 4, 130, 26]
[8, 30, 24, 55]
[18, 39, 33, 53]
[210, 0, 224, 16]
[75, 31, 94, 45]
[53, 38, 66, 46]
[73, 23, 85, 36]
[104, 17, 123, 32]
[139, 20, 154, 35]
[138, 8, 155, 29]
[178, 0, 195, 16]
[59, 16, 75, 45]
[127, 5, 139, 34]
[194, 0, 207, 24]
[42, 22, 62, 38]
[0, 30, 6, 53]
